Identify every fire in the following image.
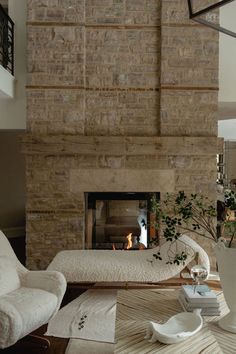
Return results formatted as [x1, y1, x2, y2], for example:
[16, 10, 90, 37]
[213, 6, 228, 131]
[126, 233, 133, 250]
[112, 234, 133, 250]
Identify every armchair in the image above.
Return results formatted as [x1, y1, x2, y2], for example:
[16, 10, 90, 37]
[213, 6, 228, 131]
[0, 230, 67, 349]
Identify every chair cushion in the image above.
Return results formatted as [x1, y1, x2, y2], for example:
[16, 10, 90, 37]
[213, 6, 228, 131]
[0, 256, 20, 296]
[0, 287, 57, 341]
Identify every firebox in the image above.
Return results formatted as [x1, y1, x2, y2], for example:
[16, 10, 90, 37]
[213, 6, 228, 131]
[85, 192, 159, 250]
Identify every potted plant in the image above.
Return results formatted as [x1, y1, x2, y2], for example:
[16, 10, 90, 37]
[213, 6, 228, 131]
[151, 190, 236, 333]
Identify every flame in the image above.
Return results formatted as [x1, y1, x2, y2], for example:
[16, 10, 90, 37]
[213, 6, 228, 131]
[126, 233, 133, 249]
[112, 243, 116, 250]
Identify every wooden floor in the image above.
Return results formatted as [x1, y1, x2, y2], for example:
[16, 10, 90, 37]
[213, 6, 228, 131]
[0, 279, 221, 354]
[0, 326, 69, 354]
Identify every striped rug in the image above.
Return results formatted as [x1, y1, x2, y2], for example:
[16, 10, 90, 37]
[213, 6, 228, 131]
[115, 289, 235, 354]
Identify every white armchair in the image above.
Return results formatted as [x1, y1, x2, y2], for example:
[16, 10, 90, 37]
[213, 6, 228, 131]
[0, 230, 67, 349]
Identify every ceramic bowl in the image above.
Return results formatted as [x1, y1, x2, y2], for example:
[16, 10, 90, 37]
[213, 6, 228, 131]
[145, 309, 203, 344]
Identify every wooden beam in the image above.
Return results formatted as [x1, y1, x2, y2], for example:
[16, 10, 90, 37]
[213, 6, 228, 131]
[20, 135, 224, 156]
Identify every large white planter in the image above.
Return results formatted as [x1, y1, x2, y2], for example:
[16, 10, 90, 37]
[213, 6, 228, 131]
[215, 240, 236, 333]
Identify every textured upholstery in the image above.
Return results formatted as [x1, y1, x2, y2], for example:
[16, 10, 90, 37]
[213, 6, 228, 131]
[0, 257, 20, 296]
[0, 230, 67, 349]
[48, 234, 210, 283]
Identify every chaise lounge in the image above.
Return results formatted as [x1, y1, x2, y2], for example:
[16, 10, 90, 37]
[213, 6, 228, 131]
[48, 234, 210, 285]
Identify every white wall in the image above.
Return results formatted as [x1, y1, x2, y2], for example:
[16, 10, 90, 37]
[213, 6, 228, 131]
[0, 66, 15, 98]
[218, 119, 236, 140]
[219, 1, 236, 103]
[218, 1, 236, 142]
[0, 0, 26, 129]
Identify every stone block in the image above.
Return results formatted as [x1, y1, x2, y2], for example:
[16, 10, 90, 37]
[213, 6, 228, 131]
[70, 168, 175, 193]
[161, 26, 218, 87]
[27, 26, 85, 86]
[27, 89, 85, 134]
[168, 156, 192, 169]
[85, 90, 159, 136]
[27, 0, 85, 23]
[125, 155, 169, 169]
[26, 212, 84, 269]
[190, 156, 217, 170]
[160, 90, 218, 136]
[85, 0, 160, 25]
[86, 28, 160, 88]
[98, 155, 125, 168]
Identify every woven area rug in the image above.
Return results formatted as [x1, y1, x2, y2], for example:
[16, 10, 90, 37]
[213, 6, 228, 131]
[45, 289, 117, 344]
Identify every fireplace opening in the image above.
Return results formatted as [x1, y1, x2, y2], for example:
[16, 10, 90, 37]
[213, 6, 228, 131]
[85, 192, 159, 250]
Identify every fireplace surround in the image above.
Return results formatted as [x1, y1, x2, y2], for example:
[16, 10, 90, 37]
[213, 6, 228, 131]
[22, 135, 222, 269]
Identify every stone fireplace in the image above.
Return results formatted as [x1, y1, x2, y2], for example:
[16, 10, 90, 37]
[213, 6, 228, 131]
[23, 0, 223, 270]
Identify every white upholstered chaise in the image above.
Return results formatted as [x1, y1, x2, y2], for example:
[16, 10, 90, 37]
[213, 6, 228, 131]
[48, 235, 210, 284]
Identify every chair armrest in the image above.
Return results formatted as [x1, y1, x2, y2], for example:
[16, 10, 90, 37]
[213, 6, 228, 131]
[23, 271, 67, 314]
[0, 301, 22, 349]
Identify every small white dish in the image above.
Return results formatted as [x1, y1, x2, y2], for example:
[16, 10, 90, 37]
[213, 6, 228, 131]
[144, 309, 203, 344]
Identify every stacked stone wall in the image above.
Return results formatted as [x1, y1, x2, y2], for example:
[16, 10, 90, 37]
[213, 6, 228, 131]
[25, 0, 221, 269]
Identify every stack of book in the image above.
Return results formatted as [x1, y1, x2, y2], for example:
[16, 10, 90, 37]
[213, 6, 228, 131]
[178, 285, 220, 316]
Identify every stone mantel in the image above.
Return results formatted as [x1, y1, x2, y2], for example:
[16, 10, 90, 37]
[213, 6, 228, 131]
[21, 135, 223, 156]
